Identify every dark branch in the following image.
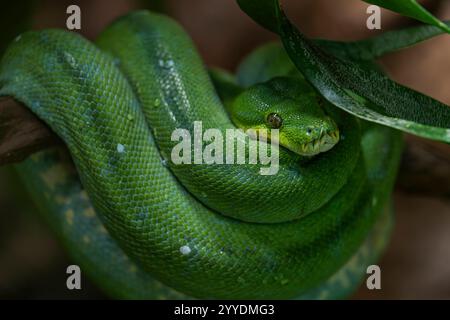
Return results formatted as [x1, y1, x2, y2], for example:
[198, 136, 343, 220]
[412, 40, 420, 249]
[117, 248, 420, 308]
[0, 97, 61, 166]
[398, 135, 450, 197]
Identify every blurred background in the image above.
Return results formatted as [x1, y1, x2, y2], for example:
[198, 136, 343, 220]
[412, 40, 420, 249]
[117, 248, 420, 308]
[0, 0, 449, 299]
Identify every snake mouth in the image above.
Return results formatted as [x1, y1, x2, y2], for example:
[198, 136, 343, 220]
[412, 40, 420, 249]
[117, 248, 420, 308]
[289, 130, 340, 156]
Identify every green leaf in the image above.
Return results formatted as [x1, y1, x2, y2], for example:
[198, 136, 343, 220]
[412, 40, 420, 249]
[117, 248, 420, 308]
[364, 0, 450, 34]
[237, 21, 450, 85]
[237, 0, 450, 143]
[317, 21, 450, 61]
[237, 0, 280, 33]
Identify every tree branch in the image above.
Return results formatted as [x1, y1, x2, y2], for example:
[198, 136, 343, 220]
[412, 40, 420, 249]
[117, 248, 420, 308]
[0, 97, 61, 166]
[398, 135, 450, 197]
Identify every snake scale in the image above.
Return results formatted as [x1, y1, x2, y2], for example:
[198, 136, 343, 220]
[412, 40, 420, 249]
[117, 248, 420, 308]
[0, 11, 403, 299]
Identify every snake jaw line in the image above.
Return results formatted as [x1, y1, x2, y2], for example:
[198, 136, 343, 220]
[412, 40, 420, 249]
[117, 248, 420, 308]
[292, 130, 340, 156]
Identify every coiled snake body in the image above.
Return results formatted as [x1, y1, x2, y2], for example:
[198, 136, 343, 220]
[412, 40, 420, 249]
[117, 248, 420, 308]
[0, 11, 402, 299]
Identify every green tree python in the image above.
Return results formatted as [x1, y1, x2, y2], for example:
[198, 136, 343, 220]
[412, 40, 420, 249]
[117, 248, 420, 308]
[0, 11, 403, 299]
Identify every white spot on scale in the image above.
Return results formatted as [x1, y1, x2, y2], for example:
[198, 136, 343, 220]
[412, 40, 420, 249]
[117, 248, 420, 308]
[63, 52, 77, 68]
[117, 143, 125, 153]
[372, 196, 378, 207]
[179, 245, 191, 255]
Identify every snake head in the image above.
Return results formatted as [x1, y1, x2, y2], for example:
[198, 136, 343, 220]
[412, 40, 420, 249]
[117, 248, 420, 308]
[276, 111, 340, 156]
[229, 77, 340, 156]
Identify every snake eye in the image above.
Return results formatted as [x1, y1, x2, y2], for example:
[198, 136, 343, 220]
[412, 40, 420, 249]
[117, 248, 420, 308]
[266, 113, 283, 129]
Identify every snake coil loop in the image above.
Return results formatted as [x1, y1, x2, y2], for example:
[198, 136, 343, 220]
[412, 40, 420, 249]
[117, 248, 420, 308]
[0, 11, 402, 299]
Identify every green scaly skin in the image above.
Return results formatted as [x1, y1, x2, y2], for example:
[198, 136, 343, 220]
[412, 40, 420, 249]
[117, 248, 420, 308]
[0, 11, 403, 299]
